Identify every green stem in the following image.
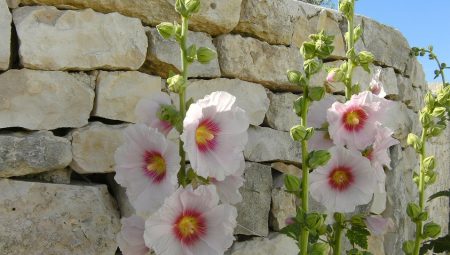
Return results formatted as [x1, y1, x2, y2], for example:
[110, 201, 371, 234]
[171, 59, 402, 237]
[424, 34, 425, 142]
[333, 225, 344, 255]
[300, 86, 310, 255]
[434, 58, 447, 86]
[413, 129, 427, 255]
[344, 0, 355, 101]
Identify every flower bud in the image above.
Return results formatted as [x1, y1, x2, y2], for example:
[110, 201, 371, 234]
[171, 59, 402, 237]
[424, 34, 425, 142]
[156, 22, 176, 39]
[420, 111, 432, 128]
[287, 70, 303, 84]
[423, 222, 441, 238]
[186, 44, 197, 63]
[305, 213, 324, 230]
[167, 74, 185, 93]
[307, 150, 331, 169]
[290, 125, 308, 141]
[293, 96, 304, 117]
[358, 51, 375, 65]
[315, 39, 334, 59]
[339, 0, 354, 19]
[431, 107, 446, 118]
[423, 156, 435, 172]
[284, 174, 301, 193]
[310, 243, 329, 255]
[353, 24, 363, 42]
[424, 171, 437, 185]
[327, 68, 344, 83]
[185, 0, 201, 14]
[196, 47, 216, 64]
[300, 41, 316, 60]
[309, 87, 325, 101]
[175, 0, 188, 16]
[334, 212, 345, 224]
[427, 124, 445, 137]
[424, 92, 435, 108]
[406, 203, 421, 221]
[402, 240, 415, 255]
[407, 133, 422, 152]
[304, 59, 322, 76]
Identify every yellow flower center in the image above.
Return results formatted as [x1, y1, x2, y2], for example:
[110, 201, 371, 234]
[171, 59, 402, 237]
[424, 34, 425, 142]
[146, 154, 166, 178]
[196, 125, 215, 146]
[331, 170, 350, 185]
[177, 216, 200, 238]
[329, 166, 354, 191]
[345, 111, 360, 126]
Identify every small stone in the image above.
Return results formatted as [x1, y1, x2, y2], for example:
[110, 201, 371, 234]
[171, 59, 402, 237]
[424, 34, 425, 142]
[266, 92, 299, 132]
[408, 58, 427, 90]
[0, 69, 94, 130]
[228, 233, 299, 255]
[141, 28, 220, 78]
[235, 162, 272, 236]
[368, 235, 385, 255]
[13, 6, 147, 70]
[409, 87, 425, 112]
[70, 122, 129, 174]
[93, 71, 161, 123]
[6, 0, 20, 8]
[271, 162, 301, 176]
[270, 188, 296, 231]
[20, 168, 72, 184]
[0, 0, 11, 70]
[0, 131, 72, 178]
[0, 179, 120, 255]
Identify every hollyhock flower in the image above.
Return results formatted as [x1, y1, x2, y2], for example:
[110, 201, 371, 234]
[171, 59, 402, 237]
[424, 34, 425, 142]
[210, 160, 245, 204]
[115, 124, 180, 215]
[365, 215, 395, 236]
[309, 95, 337, 150]
[369, 68, 387, 98]
[310, 146, 376, 213]
[144, 185, 237, 255]
[135, 92, 173, 135]
[181, 91, 249, 181]
[117, 215, 150, 255]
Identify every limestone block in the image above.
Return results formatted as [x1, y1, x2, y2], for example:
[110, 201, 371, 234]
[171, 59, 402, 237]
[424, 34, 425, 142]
[0, 0, 11, 70]
[227, 233, 299, 255]
[270, 188, 296, 231]
[396, 74, 415, 107]
[70, 122, 129, 174]
[266, 92, 299, 132]
[381, 101, 415, 144]
[0, 69, 94, 130]
[93, 71, 161, 123]
[0, 179, 120, 255]
[6, 0, 19, 8]
[408, 58, 427, 90]
[271, 162, 301, 176]
[13, 6, 147, 70]
[0, 131, 72, 178]
[19, 168, 72, 184]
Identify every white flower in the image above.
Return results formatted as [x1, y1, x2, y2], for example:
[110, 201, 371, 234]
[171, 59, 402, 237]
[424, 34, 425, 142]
[135, 92, 174, 135]
[117, 215, 150, 255]
[210, 160, 245, 204]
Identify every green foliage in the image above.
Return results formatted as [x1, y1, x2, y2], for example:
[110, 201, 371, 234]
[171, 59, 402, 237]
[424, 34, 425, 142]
[428, 189, 450, 202]
[345, 225, 370, 250]
[420, 234, 450, 254]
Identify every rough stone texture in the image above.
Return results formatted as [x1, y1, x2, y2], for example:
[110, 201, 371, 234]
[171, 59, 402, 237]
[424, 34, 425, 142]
[235, 162, 272, 236]
[408, 58, 427, 90]
[6, 0, 19, 8]
[396, 74, 415, 108]
[0, 0, 11, 70]
[271, 162, 301, 176]
[13, 6, 147, 71]
[0, 179, 120, 255]
[141, 28, 221, 78]
[107, 174, 135, 218]
[19, 0, 242, 35]
[382, 101, 416, 145]
[244, 126, 301, 163]
[266, 92, 299, 132]
[215, 34, 303, 92]
[70, 122, 128, 174]
[0, 131, 72, 178]
[93, 71, 161, 123]
[270, 188, 296, 231]
[227, 233, 299, 255]
[21, 168, 72, 184]
[0, 69, 94, 130]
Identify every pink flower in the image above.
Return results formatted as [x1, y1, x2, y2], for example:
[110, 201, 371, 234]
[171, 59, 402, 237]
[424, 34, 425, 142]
[115, 124, 180, 215]
[365, 215, 395, 236]
[181, 91, 249, 181]
[327, 70, 337, 83]
[117, 215, 150, 255]
[135, 92, 173, 135]
[308, 95, 337, 150]
[309, 146, 376, 213]
[144, 185, 237, 255]
[369, 69, 387, 98]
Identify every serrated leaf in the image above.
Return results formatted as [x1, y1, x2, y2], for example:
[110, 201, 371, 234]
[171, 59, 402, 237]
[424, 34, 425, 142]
[346, 226, 370, 249]
[280, 222, 301, 241]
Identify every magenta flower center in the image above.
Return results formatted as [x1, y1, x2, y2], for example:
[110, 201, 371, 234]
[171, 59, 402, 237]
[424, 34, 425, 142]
[342, 106, 368, 132]
[195, 118, 220, 152]
[328, 166, 354, 191]
[143, 151, 166, 183]
[173, 210, 207, 245]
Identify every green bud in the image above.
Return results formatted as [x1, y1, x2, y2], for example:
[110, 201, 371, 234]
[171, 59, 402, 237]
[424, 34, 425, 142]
[305, 127, 315, 140]
[284, 174, 301, 193]
[307, 150, 331, 169]
[310, 243, 329, 255]
[420, 111, 432, 128]
[334, 212, 345, 224]
[315, 38, 334, 59]
[423, 222, 441, 238]
[167, 74, 185, 93]
[339, 0, 354, 20]
[300, 41, 316, 60]
[287, 70, 303, 84]
[175, 0, 188, 16]
[305, 213, 324, 230]
[424, 171, 437, 185]
[156, 22, 176, 39]
[406, 203, 421, 221]
[196, 47, 216, 64]
[417, 211, 428, 222]
[185, 0, 201, 14]
[427, 124, 446, 137]
[293, 96, 303, 117]
[423, 156, 436, 172]
[326, 68, 344, 83]
[358, 51, 375, 65]
[317, 223, 327, 235]
[186, 44, 197, 63]
[425, 92, 435, 108]
[402, 240, 415, 255]
[353, 24, 363, 42]
[309, 87, 325, 101]
[407, 133, 422, 152]
[304, 59, 323, 76]
[431, 107, 446, 118]
[290, 125, 308, 141]
[413, 172, 420, 186]
[351, 84, 361, 94]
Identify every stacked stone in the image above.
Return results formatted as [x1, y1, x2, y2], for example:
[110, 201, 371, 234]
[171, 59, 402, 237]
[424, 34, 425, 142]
[0, 0, 447, 254]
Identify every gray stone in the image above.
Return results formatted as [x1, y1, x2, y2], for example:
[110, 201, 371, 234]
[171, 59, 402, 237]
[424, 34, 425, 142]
[409, 87, 425, 112]
[13, 6, 147, 70]
[0, 69, 94, 130]
[141, 28, 221, 78]
[408, 58, 427, 90]
[0, 131, 72, 178]
[0, 179, 120, 255]
[266, 92, 299, 132]
[382, 101, 416, 145]
[228, 233, 299, 255]
[70, 122, 129, 174]
[235, 162, 272, 236]
[396, 74, 414, 107]
[270, 188, 296, 231]
[107, 174, 135, 218]
[0, 0, 11, 70]
[21, 168, 72, 184]
[215, 34, 303, 92]
[244, 126, 301, 163]
[92, 71, 161, 123]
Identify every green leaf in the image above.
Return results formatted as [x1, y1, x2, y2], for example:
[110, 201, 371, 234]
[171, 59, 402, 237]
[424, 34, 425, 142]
[346, 225, 370, 250]
[428, 189, 450, 202]
[280, 221, 301, 241]
[420, 234, 450, 254]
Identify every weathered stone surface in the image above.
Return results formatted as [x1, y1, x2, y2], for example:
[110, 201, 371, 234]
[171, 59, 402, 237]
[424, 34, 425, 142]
[0, 69, 94, 130]
[93, 71, 161, 123]
[6, 0, 19, 8]
[107, 174, 135, 218]
[244, 126, 301, 163]
[21, 168, 72, 184]
[70, 122, 128, 174]
[396, 74, 414, 107]
[270, 188, 296, 231]
[0, 0, 11, 70]
[266, 92, 299, 131]
[370, 191, 387, 214]
[215, 34, 303, 92]
[409, 87, 425, 112]
[235, 162, 272, 236]
[271, 162, 301, 176]
[141, 28, 220, 78]
[0, 131, 72, 178]
[0, 179, 120, 255]
[408, 58, 427, 90]
[381, 101, 416, 144]
[13, 6, 147, 70]
[19, 0, 242, 35]
[227, 233, 299, 255]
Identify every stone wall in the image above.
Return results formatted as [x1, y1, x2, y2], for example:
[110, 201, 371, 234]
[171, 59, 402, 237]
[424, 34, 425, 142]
[0, 0, 448, 254]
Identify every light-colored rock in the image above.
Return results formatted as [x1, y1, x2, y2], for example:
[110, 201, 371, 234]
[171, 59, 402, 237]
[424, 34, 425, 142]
[266, 92, 299, 132]
[244, 126, 301, 163]
[228, 233, 299, 255]
[0, 131, 72, 178]
[93, 71, 161, 123]
[6, 0, 19, 8]
[409, 87, 425, 112]
[0, 69, 94, 130]
[270, 188, 296, 231]
[13, 6, 147, 70]
[396, 74, 414, 107]
[0, 0, 11, 70]
[0, 179, 120, 255]
[368, 235, 385, 255]
[215, 34, 303, 92]
[22, 168, 72, 184]
[70, 122, 129, 174]
[141, 28, 220, 78]
[235, 162, 272, 236]
[107, 174, 135, 218]
[408, 58, 427, 90]
[370, 191, 387, 214]
[19, 0, 242, 35]
[271, 162, 301, 176]
[382, 101, 416, 144]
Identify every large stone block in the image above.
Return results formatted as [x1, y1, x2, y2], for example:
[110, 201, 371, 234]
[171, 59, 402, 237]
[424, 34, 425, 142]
[70, 122, 129, 174]
[270, 187, 296, 231]
[92, 71, 161, 123]
[0, 69, 94, 130]
[141, 27, 220, 78]
[0, 179, 120, 255]
[381, 101, 416, 145]
[0, 131, 72, 178]
[266, 92, 299, 132]
[215, 34, 303, 92]
[13, 6, 147, 70]
[227, 233, 299, 255]
[0, 0, 11, 70]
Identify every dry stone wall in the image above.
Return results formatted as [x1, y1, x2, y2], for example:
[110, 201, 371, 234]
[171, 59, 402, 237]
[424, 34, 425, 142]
[0, 0, 448, 254]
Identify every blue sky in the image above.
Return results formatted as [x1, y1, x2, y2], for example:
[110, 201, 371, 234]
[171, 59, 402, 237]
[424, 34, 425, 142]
[330, 0, 449, 83]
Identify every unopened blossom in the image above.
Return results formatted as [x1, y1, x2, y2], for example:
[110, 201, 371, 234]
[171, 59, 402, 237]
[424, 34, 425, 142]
[309, 95, 337, 150]
[135, 92, 173, 135]
[144, 185, 237, 255]
[310, 146, 376, 213]
[115, 124, 179, 215]
[365, 215, 395, 236]
[369, 68, 387, 98]
[181, 91, 249, 181]
[117, 215, 150, 255]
